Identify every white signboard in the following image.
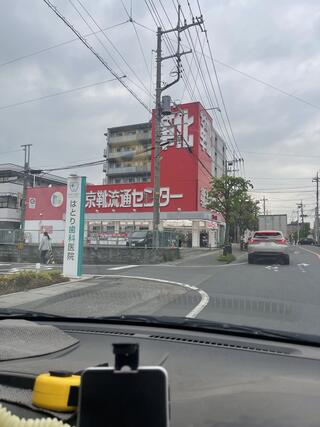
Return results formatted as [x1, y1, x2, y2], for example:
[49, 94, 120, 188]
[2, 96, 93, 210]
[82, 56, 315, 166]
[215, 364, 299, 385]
[207, 221, 218, 230]
[63, 176, 86, 278]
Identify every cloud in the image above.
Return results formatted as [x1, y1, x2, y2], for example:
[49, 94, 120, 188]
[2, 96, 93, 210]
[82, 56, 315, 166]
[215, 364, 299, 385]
[0, 0, 319, 218]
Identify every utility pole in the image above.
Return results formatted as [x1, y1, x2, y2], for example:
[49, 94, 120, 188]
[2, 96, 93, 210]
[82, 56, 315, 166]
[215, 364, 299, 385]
[260, 196, 268, 229]
[300, 200, 305, 225]
[297, 207, 300, 243]
[297, 200, 307, 239]
[312, 172, 319, 243]
[152, 5, 203, 247]
[20, 144, 32, 240]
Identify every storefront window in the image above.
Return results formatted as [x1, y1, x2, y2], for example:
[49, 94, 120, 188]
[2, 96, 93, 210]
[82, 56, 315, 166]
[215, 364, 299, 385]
[102, 223, 115, 232]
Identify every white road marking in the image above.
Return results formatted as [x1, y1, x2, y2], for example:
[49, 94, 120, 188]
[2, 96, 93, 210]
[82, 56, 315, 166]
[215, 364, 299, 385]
[96, 274, 209, 319]
[265, 265, 278, 272]
[108, 265, 138, 271]
[297, 263, 309, 273]
[132, 262, 248, 268]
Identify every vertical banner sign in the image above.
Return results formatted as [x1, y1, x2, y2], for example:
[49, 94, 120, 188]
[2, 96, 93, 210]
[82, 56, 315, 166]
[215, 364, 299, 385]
[63, 176, 86, 278]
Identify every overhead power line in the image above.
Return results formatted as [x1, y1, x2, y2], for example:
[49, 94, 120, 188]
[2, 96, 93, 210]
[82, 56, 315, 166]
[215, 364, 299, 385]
[43, 159, 105, 172]
[251, 177, 311, 180]
[133, 19, 320, 113]
[190, 1, 243, 161]
[120, 0, 151, 75]
[252, 186, 314, 191]
[4, 8, 318, 114]
[72, 0, 152, 99]
[0, 78, 120, 111]
[243, 150, 320, 159]
[214, 58, 320, 112]
[42, 0, 151, 113]
[0, 20, 130, 69]
[250, 190, 315, 194]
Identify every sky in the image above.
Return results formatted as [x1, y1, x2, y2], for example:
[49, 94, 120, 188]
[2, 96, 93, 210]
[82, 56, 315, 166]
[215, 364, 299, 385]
[1, 0, 320, 223]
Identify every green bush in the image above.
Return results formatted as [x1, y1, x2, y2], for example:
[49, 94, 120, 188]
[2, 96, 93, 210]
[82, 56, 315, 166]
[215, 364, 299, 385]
[217, 254, 236, 264]
[0, 270, 69, 295]
[14, 271, 36, 287]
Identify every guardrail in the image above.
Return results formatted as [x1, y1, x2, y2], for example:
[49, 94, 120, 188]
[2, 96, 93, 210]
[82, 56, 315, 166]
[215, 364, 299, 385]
[0, 229, 23, 244]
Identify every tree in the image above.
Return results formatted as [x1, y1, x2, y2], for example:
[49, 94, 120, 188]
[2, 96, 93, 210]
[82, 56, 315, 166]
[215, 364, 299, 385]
[235, 194, 260, 236]
[206, 176, 257, 243]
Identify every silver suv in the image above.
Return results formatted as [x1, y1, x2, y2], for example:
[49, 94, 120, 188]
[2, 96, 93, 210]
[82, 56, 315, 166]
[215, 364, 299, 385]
[248, 230, 289, 265]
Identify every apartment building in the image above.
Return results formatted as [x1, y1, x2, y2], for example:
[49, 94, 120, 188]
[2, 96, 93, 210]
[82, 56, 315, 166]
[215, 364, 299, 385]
[103, 122, 152, 184]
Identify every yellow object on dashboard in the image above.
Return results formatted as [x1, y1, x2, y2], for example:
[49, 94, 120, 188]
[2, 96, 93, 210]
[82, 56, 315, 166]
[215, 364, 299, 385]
[0, 404, 70, 426]
[32, 372, 80, 412]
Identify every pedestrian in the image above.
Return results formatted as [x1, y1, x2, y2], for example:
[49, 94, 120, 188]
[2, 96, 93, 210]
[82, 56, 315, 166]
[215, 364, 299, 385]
[39, 232, 51, 264]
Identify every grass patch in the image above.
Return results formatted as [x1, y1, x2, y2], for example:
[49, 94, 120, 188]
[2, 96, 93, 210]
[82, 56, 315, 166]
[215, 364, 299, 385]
[217, 254, 236, 264]
[0, 270, 69, 296]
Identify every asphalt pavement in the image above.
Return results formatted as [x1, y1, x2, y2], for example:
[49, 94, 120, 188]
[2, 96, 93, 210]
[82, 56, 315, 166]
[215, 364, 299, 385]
[1, 245, 320, 337]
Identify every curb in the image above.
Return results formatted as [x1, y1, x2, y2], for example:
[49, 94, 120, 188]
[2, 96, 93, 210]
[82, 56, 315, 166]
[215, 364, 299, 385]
[0, 275, 95, 300]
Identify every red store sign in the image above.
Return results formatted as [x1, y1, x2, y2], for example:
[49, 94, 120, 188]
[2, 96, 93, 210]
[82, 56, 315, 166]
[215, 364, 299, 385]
[26, 102, 217, 219]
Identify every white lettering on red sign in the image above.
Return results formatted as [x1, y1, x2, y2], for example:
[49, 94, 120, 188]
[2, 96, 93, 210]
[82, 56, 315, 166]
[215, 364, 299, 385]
[160, 109, 194, 150]
[85, 187, 183, 209]
[200, 111, 214, 158]
[200, 188, 209, 208]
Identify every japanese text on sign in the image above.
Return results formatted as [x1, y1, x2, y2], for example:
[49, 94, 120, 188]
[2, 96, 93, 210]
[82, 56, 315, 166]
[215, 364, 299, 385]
[160, 109, 194, 150]
[85, 187, 183, 209]
[200, 111, 215, 158]
[200, 188, 209, 209]
[66, 199, 78, 261]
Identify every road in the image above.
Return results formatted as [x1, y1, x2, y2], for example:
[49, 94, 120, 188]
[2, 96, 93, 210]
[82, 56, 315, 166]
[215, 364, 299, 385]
[1, 245, 320, 336]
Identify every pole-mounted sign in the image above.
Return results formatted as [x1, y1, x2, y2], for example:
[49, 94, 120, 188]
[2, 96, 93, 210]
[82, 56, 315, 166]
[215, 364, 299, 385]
[63, 175, 86, 278]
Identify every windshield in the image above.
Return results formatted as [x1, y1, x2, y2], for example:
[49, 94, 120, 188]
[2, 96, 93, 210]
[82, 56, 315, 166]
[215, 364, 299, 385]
[253, 232, 283, 238]
[130, 231, 148, 239]
[1, 0, 320, 345]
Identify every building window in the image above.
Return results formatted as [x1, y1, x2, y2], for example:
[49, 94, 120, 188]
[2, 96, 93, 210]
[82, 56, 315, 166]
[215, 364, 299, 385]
[0, 195, 18, 209]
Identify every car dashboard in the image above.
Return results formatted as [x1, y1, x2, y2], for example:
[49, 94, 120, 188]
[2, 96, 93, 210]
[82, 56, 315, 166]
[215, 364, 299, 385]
[1, 319, 320, 427]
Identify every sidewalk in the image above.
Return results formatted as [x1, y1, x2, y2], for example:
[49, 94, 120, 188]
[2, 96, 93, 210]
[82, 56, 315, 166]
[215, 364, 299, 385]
[229, 244, 247, 262]
[166, 244, 246, 266]
[0, 275, 95, 308]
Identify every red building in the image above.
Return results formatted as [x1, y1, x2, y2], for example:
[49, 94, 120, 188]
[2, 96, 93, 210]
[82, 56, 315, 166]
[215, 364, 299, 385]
[25, 102, 226, 247]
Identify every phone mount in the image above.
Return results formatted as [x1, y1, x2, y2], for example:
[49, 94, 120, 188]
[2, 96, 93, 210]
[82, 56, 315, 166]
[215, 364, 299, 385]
[113, 343, 139, 371]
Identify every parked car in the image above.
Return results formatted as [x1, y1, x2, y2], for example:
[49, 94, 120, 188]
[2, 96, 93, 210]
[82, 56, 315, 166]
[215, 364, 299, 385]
[298, 237, 315, 245]
[248, 230, 290, 264]
[126, 230, 153, 247]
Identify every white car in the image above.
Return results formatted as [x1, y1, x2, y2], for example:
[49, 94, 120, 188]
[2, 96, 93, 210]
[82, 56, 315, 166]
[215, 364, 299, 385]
[248, 230, 290, 265]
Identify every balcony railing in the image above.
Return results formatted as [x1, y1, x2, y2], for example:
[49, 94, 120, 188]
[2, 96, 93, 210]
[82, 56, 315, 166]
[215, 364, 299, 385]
[107, 165, 151, 176]
[109, 133, 151, 144]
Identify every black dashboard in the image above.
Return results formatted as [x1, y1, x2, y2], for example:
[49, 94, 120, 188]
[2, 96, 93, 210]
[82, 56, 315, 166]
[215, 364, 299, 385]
[1, 320, 320, 426]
